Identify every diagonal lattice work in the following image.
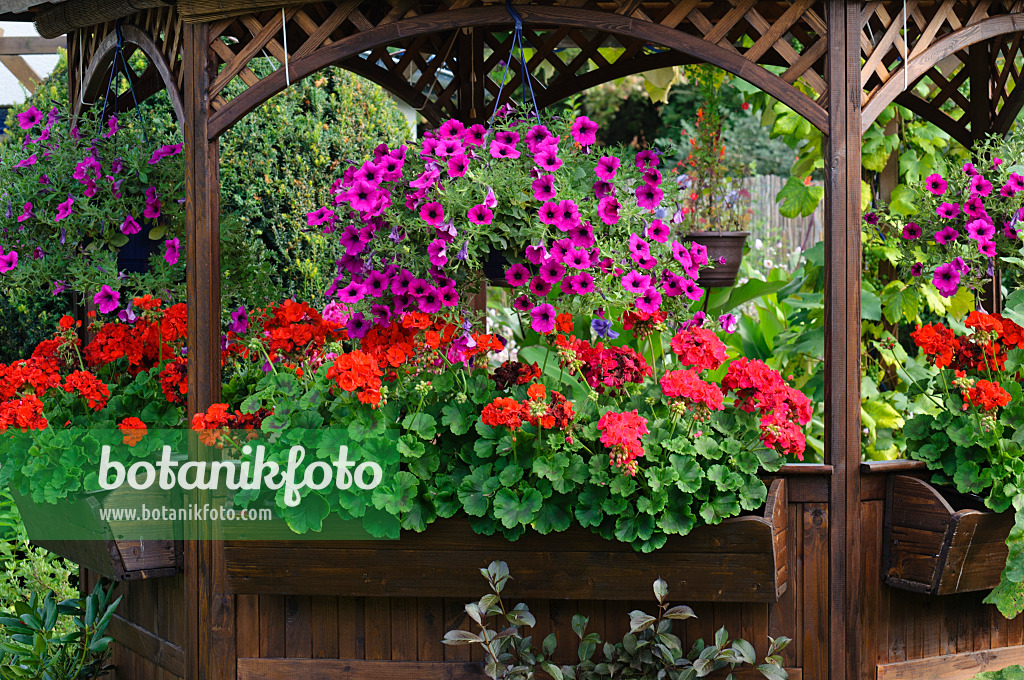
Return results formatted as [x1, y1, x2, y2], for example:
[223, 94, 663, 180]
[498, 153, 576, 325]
[860, 0, 1024, 143]
[69, 5, 186, 121]
[201, 0, 833, 137]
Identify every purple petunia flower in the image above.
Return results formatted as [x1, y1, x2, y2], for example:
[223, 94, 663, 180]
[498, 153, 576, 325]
[621, 270, 652, 294]
[571, 116, 599, 147]
[593, 180, 614, 200]
[970, 174, 993, 197]
[597, 196, 620, 225]
[17, 107, 43, 130]
[532, 174, 556, 201]
[229, 305, 249, 333]
[16, 202, 33, 223]
[529, 276, 553, 297]
[505, 263, 531, 287]
[932, 262, 961, 298]
[595, 156, 621, 182]
[936, 202, 960, 219]
[538, 260, 566, 284]
[428, 239, 448, 267]
[489, 141, 520, 160]
[647, 219, 670, 243]
[447, 154, 469, 178]
[0, 248, 17, 273]
[55, 196, 74, 222]
[148, 143, 182, 164]
[934, 226, 959, 245]
[530, 303, 557, 334]
[121, 214, 141, 235]
[635, 149, 659, 169]
[468, 203, 493, 225]
[635, 183, 663, 210]
[682, 279, 704, 301]
[719, 313, 738, 334]
[94, 285, 120, 314]
[534, 147, 562, 172]
[635, 287, 662, 313]
[902, 222, 921, 240]
[925, 174, 947, 196]
[420, 202, 445, 226]
[346, 313, 371, 339]
[910, 262, 923, 277]
[14, 154, 37, 169]
[979, 240, 997, 257]
[164, 238, 181, 265]
[863, 212, 879, 225]
[966, 218, 995, 242]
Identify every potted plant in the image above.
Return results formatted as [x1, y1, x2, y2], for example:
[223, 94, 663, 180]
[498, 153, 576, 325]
[658, 65, 753, 289]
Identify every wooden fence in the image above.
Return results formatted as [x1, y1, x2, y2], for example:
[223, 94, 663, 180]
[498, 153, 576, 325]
[743, 174, 824, 265]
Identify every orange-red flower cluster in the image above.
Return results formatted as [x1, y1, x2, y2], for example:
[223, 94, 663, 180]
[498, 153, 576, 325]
[63, 370, 111, 410]
[660, 369, 724, 417]
[621, 310, 667, 338]
[913, 312, 1020, 376]
[670, 326, 727, 372]
[190, 403, 272, 445]
[962, 379, 1012, 411]
[157, 358, 188, 404]
[119, 417, 148, 447]
[84, 298, 187, 372]
[326, 350, 384, 407]
[596, 409, 649, 476]
[480, 384, 575, 433]
[258, 300, 342, 360]
[721, 358, 811, 460]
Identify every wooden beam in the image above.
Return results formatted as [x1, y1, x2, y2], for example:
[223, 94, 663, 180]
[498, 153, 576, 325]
[825, 3, 863, 680]
[0, 28, 41, 93]
[876, 644, 1024, 680]
[107, 614, 186, 678]
[0, 35, 64, 55]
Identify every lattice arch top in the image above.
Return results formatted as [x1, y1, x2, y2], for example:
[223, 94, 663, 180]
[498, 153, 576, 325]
[200, 0, 837, 139]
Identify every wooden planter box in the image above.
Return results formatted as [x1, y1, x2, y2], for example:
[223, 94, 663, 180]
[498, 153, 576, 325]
[11, 487, 182, 581]
[882, 475, 1013, 595]
[224, 479, 788, 602]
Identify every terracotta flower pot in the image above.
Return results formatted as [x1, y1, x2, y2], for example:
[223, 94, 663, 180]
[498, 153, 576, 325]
[685, 231, 750, 289]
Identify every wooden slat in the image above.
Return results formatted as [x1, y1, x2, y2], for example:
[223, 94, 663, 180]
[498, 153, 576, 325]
[876, 644, 1024, 680]
[0, 35, 64, 54]
[237, 658, 483, 680]
[108, 613, 186, 678]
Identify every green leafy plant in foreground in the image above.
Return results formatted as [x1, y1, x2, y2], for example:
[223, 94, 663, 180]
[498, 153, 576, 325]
[0, 578, 120, 680]
[444, 561, 790, 680]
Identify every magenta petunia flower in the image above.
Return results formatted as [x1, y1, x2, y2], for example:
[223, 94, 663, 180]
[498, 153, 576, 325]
[347, 180, 379, 213]
[901, 222, 921, 239]
[593, 180, 614, 200]
[505, 263, 531, 287]
[910, 262, 923, 277]
[966, 218, 995, 242]
[597, 196, 620, 225]
[549, 239, 571, 262]
[979, 240, 996, 257]
[468, 203, 493, 225]
[14, 154, 37, 169]
[529, 276, 553, 297]
[513, 294, 532, 311]
[635, 149, 659, 169]
[337, 281, 366, 304]
[428, 239, 448, 267]
[147, 143, 182, 164]
[555, 199, 580, 231]
[635, 183, 663, 210]
[571, 116, 599, 147]
[568, 222, 595, 248]
[17, 106, 43, 130]
[970, 174, 993, 197]
[463, 124, 487, 147]
[538, 201, 559, 226]
[346, 313, 371, 339]
[229, 305, 249, 333]
[439, 286, 459, 307]
[0, 249, 17, 274]
[564, 248, 591, 270]
[121, 214, 141, 235]
[642, 168, 662, 185]
[963, 162, 978, 176]
[525, 244, 547, 264]
[538, 260, 565, 284]
[532, 174, 556, 201]
[635, 287, 662, 313]
[690, 243, 709, 267]
[925, 173, 947, 196]
[489, 141, 520, 160]
[164, 238, 181, 265]
[570, 272, 595, 295]
[863, 212, 879, 225]
[936, 202, 960, 219]
[447, 154, 469, 178]
[683, 279, 704, 301]
[934, 226, 959, 245]
[418, 289, 442, 314]
[628, 232, 651, 257]
[16, 202, 33, 223]
[93, 285, 120, 314]
[719, 313, 738, 334]
[307, 206, 336, 227]
[595, 156, 621, 182]
[438, 119, 465, 139]
[621, 270, 652, 294]
[1005, 222, 1020, 239]
[526, 125, 554, 151]
[530, 303, 557, 334]
[932, 262, 961, 297]
[534, 147, 563, 172]
[963, 195, 986, 218]
[55, 196, 74, 222]
[1006, 173, 1024, 193]
[952, 257, 969, 274]
[420, 201, 445, 226]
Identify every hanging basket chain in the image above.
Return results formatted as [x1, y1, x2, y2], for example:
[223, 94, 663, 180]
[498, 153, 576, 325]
[489, 0, 541, 128]
[98, 19, 150, 144]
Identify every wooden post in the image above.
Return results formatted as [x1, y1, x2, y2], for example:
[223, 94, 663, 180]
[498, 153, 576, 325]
[825, 2, 863, 680]
[183, 20, 235, 680]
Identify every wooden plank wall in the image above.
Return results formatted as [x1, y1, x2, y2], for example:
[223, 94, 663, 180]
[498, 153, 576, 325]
[87, 496, 827, 680]
[857, 479, 1024, 680]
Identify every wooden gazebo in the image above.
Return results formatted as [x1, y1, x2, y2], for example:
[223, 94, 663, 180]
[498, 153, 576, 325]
[1, 1, 1023, 679]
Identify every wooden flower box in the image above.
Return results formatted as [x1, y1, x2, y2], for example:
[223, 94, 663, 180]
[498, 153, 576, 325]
[223, 479, 789, 602]
[882, 474, 1013, 595]
[10, 487, 182, 581]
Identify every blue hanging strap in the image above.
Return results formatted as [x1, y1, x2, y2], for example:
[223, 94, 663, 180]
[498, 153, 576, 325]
[488, 1, 541, 127]
[98, 20, 149, 144]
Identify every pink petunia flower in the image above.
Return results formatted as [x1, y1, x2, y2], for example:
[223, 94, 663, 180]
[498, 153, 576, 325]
[932, 262, 960, 298]
[17, 106, 43, 130]
[635, 183, 663, 210]
[164, 238, 181, 265]
[16, 203, 33, 223]
[571, 116, 599, 147]
[970, 174, 993, 197]
[901, 222, 921, 239]
[597, 196, 620, 225]
[924, 173, 947, 196]
[936, 202, 960, 219]
[505, 263, 531, 287]
[121, 214, 141, 235]
[635, 287, 662, 313]
[428, 239, 448, 267]
[934, 226, 959, 245]
[595, 156, 621, 182]
[530, 303, 557, 334]
[979, 240, 996, 257]
[55, 196, 74, 221]
[468, 204, 493, 225]
[420, 202, 445, 226]
[94, 285, 120, 313]
[532, 174, 556, 201]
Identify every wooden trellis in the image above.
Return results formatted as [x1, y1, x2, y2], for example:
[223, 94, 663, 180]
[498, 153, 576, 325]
[0, 28, 62, 93]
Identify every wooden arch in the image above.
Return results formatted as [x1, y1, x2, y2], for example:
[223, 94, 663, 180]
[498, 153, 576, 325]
[72, 18, 186, 127]
[204, 4, 831, 140]
[862, 13, 1024, 134]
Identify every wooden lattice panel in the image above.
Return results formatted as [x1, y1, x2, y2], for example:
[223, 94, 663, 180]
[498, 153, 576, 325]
[860, 0, 1024, 141]
[69, 5, 185, 120]
[203, 0, 833, 137]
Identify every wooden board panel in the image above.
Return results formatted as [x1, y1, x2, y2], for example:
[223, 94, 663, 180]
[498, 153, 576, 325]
[237, 658, 483, 679]
[876, 644, 1024, 680]
[801, 503, 828, 680]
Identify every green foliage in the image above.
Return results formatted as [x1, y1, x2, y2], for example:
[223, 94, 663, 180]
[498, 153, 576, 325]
[443, 560, 791, 680]
[972, 665, 1024, 680]
[0, 578, 120, 680]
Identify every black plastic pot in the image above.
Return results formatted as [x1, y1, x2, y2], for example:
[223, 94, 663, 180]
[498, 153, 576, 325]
[117, 227, 158, 274]
[685, 231, 750, 289]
